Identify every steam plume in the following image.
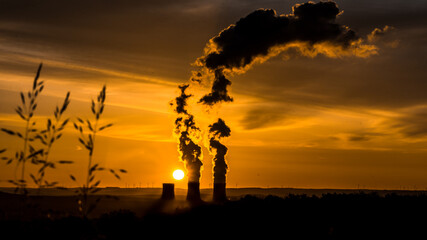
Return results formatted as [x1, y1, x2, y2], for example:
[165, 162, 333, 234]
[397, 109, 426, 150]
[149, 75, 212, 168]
[172, 84, 203, 185]
[208, 118, 231, 184]
[198, 69, 233, 106]
[207, 118, 231, 202]
[197, 1, 378, 105]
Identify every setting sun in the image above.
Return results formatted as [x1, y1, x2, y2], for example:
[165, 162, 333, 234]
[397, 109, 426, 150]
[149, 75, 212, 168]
[173, 169, 185, 180]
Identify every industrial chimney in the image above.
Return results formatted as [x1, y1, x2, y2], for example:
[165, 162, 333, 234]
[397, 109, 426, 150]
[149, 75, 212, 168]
[187, 182, 201, 201]
[161, 183, 175, 200]
[213, 183, 227, 202]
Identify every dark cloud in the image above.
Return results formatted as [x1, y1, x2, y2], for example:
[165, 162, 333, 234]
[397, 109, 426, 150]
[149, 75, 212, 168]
[388, 108, 427, 138]
[348, 135, 371, 142]
[210, 0, 427, 111]
[0, 0, 224, 85]
[336, 0, 427, 31]
[240, 107, 287, 130]
[200, 2, 366, 71]
[228, 21, 427, 111]
[197, 1, 377, 105]
[0, 0, 424, 108]
[1, 0, 427, 130]
[347, 132, 385, 142]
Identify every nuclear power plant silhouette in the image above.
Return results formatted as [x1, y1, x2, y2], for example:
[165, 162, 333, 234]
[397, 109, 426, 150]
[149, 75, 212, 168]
[161, 181, 227, 202]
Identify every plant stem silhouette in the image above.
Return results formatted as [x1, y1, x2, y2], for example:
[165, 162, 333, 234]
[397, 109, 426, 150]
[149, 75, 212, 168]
[72, 85, 126, 217]
[1, 63, 44, 194]
[32, 92, 72, 190]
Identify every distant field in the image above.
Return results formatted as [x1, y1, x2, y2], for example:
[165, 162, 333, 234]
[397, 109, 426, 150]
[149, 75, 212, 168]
[1, 187, 426, 197]
[1, 187, 426, 218]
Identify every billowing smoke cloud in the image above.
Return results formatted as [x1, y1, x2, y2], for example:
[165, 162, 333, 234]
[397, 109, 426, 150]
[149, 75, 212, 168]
[208, 118, 231, 184]
[172, 84, 203, 183]
[197, 1, 378, 105]
[198, 69, 233, 106]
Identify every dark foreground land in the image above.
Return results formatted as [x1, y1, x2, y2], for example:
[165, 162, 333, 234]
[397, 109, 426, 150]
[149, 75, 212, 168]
[1, 188, 427, 239]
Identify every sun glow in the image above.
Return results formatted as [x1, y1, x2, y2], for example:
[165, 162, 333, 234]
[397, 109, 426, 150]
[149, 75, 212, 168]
[173, 169, 185, 180]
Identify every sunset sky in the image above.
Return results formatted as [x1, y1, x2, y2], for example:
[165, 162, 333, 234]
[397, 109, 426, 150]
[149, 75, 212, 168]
[1, 0, 427, 189]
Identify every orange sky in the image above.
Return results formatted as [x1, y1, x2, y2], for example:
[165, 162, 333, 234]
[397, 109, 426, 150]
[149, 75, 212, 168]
[1, 0, 427, 189]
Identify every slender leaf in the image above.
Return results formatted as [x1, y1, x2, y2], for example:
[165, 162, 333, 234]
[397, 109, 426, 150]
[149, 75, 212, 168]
[87, 120, 93, 131]
[33, 63, 43, 90]
[30, 174, 38, 184]
[56, 133, 63, 140]
[78, 138, 86, 146]
[26, 149, 43, 159]
[99, 123, 113, 131]
[89, 164, 99, 174]
[16, 111, 26, 120]
[49, 181, 59, 187]
[38, 164, 47, 173]
[91, 100, 95, 114]
[60, 92, 70, 114]
[89, 175, 95, 183]
[91, 180, 101, 188]
[70, 175, 76, 181]
[58, 160, 73, 164]
[20, 92, 25, 105]
[1, 128, 16, 136]
[61, 118, 70, 128]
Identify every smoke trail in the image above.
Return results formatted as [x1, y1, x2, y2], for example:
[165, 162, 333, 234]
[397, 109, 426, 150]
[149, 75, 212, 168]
[198, 69, 233, 106]
[172, 84, 203, 184]
[174, 84, 192, 115]
[197, 1, 378, 105]
[208, 118, 231, 184]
